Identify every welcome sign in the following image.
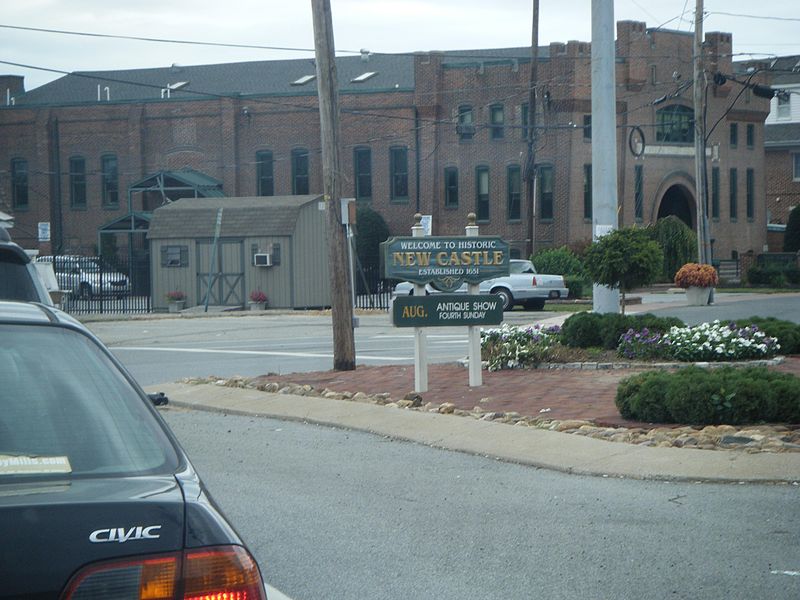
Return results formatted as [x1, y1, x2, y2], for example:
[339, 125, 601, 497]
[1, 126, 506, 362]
[381, 236, 510, 292]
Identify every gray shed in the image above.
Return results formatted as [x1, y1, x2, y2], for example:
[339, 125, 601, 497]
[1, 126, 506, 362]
[147, 195, 329, 310]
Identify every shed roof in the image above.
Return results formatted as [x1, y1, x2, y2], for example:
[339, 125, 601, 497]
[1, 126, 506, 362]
[147, 195, 323, 240]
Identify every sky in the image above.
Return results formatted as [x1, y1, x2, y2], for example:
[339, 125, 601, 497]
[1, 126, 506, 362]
[1, 0, 799, 92]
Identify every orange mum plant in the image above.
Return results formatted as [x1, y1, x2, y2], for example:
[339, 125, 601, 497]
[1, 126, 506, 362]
[674, 263, 719, 288]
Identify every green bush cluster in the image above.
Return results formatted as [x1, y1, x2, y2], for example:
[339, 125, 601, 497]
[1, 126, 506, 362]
[615, 366, 800, 425]
[560, 312, 683, 350]
[733, 316, 800, 355]
[565, 276, 589, 299]
[746, 266, 800, 287]
[531, 246, 585, 277]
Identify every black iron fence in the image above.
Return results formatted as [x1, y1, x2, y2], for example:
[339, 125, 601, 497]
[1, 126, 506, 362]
[39, 254, 152, 315]
[353, 264, 395, 310]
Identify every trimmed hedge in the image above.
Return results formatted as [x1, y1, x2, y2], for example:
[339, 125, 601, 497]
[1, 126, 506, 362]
[560, 312, 684, 349]
[733, 316, 800, 355]
[615, 366, 800, 425]
[746, 266, 800, 286]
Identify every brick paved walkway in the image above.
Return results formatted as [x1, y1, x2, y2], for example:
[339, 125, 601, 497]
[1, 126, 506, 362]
[254, 356, 800, 428]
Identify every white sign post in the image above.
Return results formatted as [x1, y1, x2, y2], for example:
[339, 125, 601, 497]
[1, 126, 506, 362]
[411, 219, 428, 392]
[466, 217, 482, 387]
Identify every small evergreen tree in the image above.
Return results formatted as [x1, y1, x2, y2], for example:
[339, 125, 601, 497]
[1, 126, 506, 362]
[583, 226, 664, 314]
[784, 205, 800, 253]
[354, 205, 390, 270]
[531, 246, 585, 277]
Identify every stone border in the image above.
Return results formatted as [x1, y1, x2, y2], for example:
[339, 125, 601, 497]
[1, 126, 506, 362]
[183, 376, 800, 454]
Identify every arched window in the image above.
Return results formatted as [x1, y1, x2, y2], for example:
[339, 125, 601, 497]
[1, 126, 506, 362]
[656, 105, 694, 144]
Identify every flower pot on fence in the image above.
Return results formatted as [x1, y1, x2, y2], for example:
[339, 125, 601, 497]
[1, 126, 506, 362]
[168, 300, 185, 313]
[685, 286, 711, 306]
[249, 301, 267, 311]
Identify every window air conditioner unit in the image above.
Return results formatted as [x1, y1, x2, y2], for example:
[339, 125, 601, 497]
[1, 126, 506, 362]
[253, 253, 272, 267]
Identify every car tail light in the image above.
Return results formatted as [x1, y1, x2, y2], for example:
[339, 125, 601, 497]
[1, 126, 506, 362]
[531, 276, 538, 286]
[61, 546, 266, 600]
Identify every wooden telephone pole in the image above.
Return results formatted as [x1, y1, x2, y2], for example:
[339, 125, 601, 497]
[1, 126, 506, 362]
[311, 0, 356, 370]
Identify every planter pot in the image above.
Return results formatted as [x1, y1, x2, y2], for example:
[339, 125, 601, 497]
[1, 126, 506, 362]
[249, 301, 267, 311]
[168, 300, 185, 313]
[685, 286, 712, 306]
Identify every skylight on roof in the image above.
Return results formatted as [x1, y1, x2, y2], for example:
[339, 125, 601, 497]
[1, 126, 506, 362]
[291, 75, 316, 86]
[168, 81, 189, 90]
[351, 72, 377, 83]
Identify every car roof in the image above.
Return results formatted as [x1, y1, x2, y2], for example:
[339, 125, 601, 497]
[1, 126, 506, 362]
[0, 300, 83, 328]
[0, 240, 32, 264]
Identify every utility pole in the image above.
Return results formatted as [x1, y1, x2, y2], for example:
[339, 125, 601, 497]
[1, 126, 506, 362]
[525, 0, 539, 259]
[590, 0, 620, 313]
[311, 0, 356, 370]
[693, 0, 712, 265]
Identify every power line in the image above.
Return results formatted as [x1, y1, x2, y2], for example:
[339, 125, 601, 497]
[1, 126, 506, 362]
[705, 11, 800, 22]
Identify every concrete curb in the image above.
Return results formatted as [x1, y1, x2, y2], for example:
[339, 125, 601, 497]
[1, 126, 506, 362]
[148, 382, 800, 484]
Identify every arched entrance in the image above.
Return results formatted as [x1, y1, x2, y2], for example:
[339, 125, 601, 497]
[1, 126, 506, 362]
[657, 184, 695, 229]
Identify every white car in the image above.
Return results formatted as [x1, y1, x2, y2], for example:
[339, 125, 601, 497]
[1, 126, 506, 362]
[392, 259, 569, 311]
[35, 255, 131, 299]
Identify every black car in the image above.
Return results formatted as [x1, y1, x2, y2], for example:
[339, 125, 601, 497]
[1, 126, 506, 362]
[0, 301, 267, 599]
[0, 228, 53, 304]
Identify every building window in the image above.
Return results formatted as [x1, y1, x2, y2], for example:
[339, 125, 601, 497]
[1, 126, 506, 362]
[777, 93, 791, 119]
[746, 168, 755, 220]
[656, 105, 693, 143]
[521, 103, 529, 140]
[256, 150, 274, 196]
[101, 154, 118, 207]
[746, 124, 754, 149]
[11, 158, 28, 210]
[794, 154, 800, 181]
[729, 123, 738, 148]
[457, 105, 474, 140]
[583, 164, 592, 219]
[711, 166, 720, 219]
[69, 156, 87, 209]
[507, 165, 521, 221]
[476, 166, 490, 222]
[291, 148, 309, 195]
[634, 165, 644, 221]
[538, 165, 554, 220]
[444, 167, 458, 208]
[583, 115, 592, 141]
[650, 65, 657, 85]
[354, 147, 372, 201]
[390, 146, 408, 202]
[490, 104, 504, 139]
[729, 168, 738, 221]
[161, 245, 188, 268]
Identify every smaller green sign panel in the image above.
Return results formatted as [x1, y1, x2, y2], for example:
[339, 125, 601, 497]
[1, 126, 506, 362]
[392, 294, 504, 328]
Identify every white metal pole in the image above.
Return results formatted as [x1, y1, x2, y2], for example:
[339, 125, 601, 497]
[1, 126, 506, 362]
[466, 213, 482, 387]
[591, 0, 621, 313]
[412, 215, 428, 392]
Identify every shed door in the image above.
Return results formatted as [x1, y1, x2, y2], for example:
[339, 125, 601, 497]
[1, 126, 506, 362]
[196, 240, 244, 306]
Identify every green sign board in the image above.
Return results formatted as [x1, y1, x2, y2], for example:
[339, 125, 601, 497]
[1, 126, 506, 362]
[392, 294, 504, 328]
[381, 236, 510, 292]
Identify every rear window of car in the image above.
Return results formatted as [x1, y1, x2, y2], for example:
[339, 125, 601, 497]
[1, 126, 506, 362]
[0, 250, 40, 302]
[0, 324, 179, 480]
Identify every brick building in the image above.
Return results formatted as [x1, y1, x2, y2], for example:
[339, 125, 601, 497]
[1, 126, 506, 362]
[0, 20, 771, 265]
[759, 55, 800, 251]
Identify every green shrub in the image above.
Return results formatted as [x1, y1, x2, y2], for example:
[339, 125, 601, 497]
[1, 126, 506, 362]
[734, 316, 800, 354]
[561, 312, 683, 349]
[565, 276, 589, 299]
[560, 312, 604, 348]
[647, 216, 697, 281]
[531, 246, 585, 277]
[615, 366, 800, 425]
[784, 267, 800, 285]
[747, 265, 799, 287]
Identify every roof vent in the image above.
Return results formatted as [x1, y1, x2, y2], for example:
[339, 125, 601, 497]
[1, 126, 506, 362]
[291, 74, 316, 86]
[360, 49, 370, 62]
[351, 72, 377, 83]
[168, 81, 189, 91]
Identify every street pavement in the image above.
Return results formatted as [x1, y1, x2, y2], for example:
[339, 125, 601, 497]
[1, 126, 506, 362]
[117, 289, 797, 484]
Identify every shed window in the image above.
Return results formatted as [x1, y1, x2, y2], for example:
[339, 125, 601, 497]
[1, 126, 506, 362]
[161, 245, 188, 268]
